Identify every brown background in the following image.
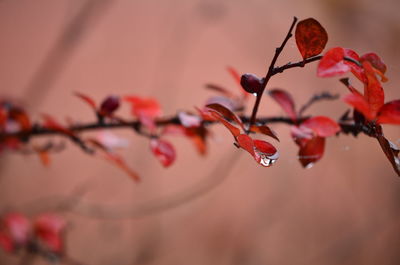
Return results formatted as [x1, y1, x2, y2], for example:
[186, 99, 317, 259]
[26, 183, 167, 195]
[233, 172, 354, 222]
[1, 0, 400, 264]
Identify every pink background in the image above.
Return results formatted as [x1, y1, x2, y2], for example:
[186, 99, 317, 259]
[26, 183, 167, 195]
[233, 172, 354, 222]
[1, 0, 400, 264]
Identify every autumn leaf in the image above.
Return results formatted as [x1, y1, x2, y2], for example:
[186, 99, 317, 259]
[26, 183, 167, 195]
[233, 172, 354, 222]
[206, 103, 245, 131]
[226, 66, 241, 86]
[208, 110, 241, 138]
[34, 214, 66, 254]
[362, 61, 384, 117]
[237, 134, 278, 167]
[1, 213, 30, 249]
[269, 89, 297, 122]
[205, 84, 235, 98]
[249, 125, 279, 141]
[361, 53, 387, 82]
[300, 116, 340, 137]
[298, 136, 325, 168]
[253, 139, 279, 167]
[124, 96, 161, 131]
[150, 138, 176, 167]
[236, 134, 256, 157]
[295, 18, 328, 59]
[317, 47, 350, 77]
[343, 93, 374, 121]
[87, 139, 140, 182]
[377, 100, 400, 125]
[74, 92, 97, 110]
[8, 107, 31, 131]
[41, 114, 75, 136]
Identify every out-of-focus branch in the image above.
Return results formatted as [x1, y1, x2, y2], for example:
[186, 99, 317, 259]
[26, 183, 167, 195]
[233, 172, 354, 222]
[23, 0, 113, 107]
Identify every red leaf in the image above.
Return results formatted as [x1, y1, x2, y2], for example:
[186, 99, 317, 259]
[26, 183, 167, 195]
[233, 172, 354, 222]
[1, 213, 30, 248]
[300, 116, 340, 137]
[124, 96, 162, 132]
[195, 106, 216, 121]
[190, 133, 207, 156]
[227, 66, 241, 85]
[227, 66, 248, 98]
[34, 214, 65, 254]
[295, 18, 328, 59]
[236, 134, 278, 167]
[269, 89, 297, 122]
[291, 125, 313, 147]
[88, 139, 141, 182]
[377, 100, 400, 125]
[253, 139, 279, 167]
[209, 110, 241, 138]
[343, 93, 374, 120]
[205, 103, 244, 131]
[150, 138, 176, 167]
[162, 125, 208, 156]
[74, 92, 97, 110]
[237, 134, 255, 157]
[317, 47, 351, 77]
[205, 84, 235, 98]
[0, 107, 6, 128]
[240, 73, 263, 94]
[99, 95, 120, 116]
[42, 114, 75, 136]
[249, 125, 280, 141]
[363, 61, 384, 117]
[376, 135, 400, 177]
[105, 152, 141, 182]
[361, 53, 387, 82]
[205, 96, 242, 112]
[37, 149, 51, 167]
[124, 96, 161, 118]
[343, 49, 365, 82]
[8, 107, 31, 131]
[298, 136, 325, 168]
[0, 232, 13, 252]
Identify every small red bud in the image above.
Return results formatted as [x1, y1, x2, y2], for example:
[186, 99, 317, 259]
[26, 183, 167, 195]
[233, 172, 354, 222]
[240, 73, 263, 94]
[100, 96, 120, 115]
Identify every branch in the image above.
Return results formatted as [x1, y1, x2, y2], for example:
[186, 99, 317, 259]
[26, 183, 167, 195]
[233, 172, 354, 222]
[248, 16, 298, 128]
[0, 112, 372, 151]
[298, 92, 340, 116]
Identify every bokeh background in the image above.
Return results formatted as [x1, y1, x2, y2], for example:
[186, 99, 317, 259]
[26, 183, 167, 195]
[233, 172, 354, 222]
[1, 0, 400, 264]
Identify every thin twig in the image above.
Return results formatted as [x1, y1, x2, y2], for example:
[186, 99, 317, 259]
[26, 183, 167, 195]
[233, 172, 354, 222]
[248, 17, 298, 128]
[298, 92, 340, 116]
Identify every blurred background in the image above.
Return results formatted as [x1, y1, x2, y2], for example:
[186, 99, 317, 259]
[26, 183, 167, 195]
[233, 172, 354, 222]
[1, 0, 400, 264]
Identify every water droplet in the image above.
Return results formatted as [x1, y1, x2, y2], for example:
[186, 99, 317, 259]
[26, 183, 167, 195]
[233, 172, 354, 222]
[395, 157, 400, 167]
[259, 152, 278, 167]
[252, 93, 257, 97]
[305, 163, 314, 169]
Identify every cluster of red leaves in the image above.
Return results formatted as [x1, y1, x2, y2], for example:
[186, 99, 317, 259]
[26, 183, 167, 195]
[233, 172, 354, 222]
[317, 47, 400, 175]
[76, 93, 179, 175]
[0, 212, 66, 256]
[205, 103, 279, 167]
[208, 18, 338, 168]
[0, 101, 31, 151]
[269, 89, 340, 167]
